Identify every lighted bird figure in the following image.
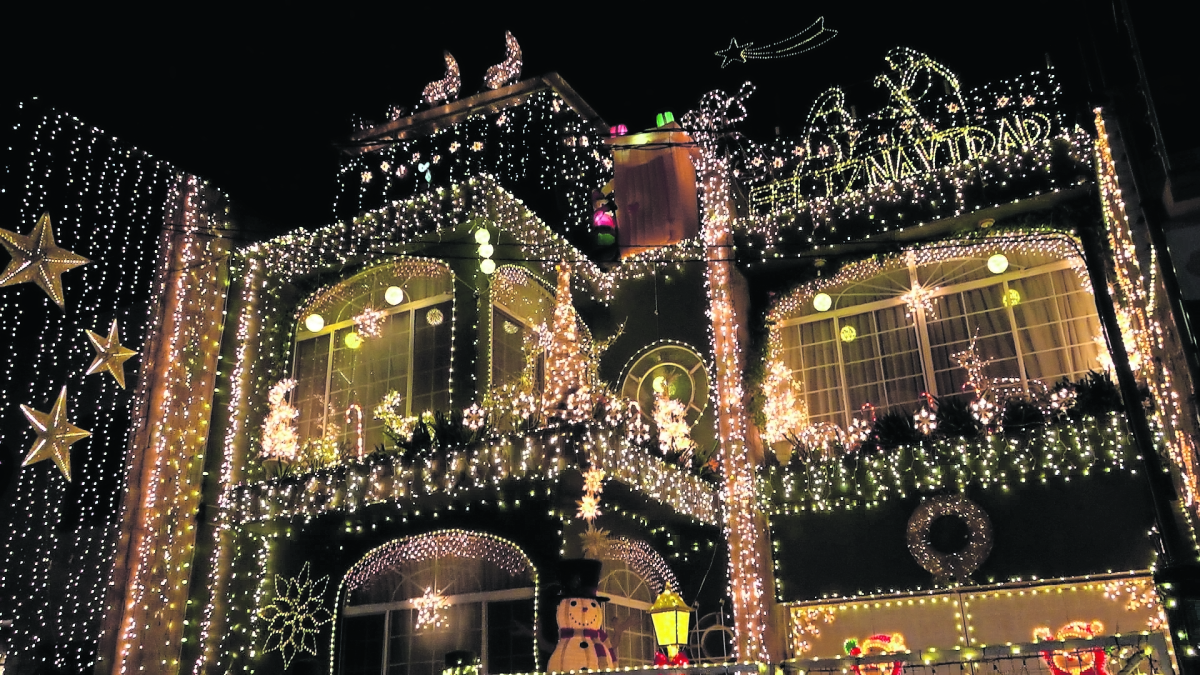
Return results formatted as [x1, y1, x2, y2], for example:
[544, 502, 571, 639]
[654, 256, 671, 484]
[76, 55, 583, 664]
[423, 51, 461, 105]
[484, 31, 523, 89]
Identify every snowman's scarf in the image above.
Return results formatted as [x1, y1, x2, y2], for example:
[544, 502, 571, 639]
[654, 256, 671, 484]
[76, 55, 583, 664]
[557, 628, 617, 663]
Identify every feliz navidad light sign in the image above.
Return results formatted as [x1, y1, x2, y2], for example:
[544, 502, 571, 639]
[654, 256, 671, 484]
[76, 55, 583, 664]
[748, 49, 1067, 213]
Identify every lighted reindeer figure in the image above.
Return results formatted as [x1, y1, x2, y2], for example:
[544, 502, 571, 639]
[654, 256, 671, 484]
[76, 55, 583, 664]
[951, 331, 1049, 423]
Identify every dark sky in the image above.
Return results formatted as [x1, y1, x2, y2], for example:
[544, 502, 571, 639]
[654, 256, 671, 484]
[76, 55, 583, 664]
[4, 2, 1193, 235]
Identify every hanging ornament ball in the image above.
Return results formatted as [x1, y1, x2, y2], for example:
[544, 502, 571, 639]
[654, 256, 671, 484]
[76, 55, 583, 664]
[840, 325, 857, 343]
[474, 228, 491, 245]
[344, 332, 364, 349]
[652, 375, 667, 394]
[813, 292, 832, 312]
[478, 243, 495, 258]
[305, 314, 325, 332]
[1002, 288, 1021, 307]
[987, 254, 1009, 274]
[385, 286, 405, 306]
[426, 308, 445, 326]
[480, 259, 497, 275]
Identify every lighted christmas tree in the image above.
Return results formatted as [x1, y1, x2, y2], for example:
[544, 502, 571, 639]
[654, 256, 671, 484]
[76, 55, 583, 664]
[541, 264, 592, 420]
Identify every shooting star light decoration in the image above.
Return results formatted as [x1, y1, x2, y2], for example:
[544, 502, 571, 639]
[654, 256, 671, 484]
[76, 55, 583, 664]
[716, 16, 837, 68]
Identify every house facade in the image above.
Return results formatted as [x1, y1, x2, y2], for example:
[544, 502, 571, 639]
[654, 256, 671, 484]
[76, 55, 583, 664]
[4, 43, 1200, 675]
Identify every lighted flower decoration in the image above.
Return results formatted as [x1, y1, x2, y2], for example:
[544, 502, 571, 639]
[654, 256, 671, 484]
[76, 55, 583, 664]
[361, 171, 373, 183]
[579, 525, 612, 559]
[449, 141, 461, 153]
[261, 379, 300, 462]
[653, 392, 696, 461]
[471, 141, 484, 152]
[258, 562, 332, 669]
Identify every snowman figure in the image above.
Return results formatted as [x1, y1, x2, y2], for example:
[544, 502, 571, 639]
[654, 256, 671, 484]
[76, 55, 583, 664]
[548, 559, 617, 672]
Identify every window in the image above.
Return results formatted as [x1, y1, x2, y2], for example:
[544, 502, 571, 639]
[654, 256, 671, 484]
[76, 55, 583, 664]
[489, 266, 554, 390]
[339, 533, 537, 675]
[598, 561, 659, 667]
[293, 261, 453, 453]
[776, 246, 1104, 428]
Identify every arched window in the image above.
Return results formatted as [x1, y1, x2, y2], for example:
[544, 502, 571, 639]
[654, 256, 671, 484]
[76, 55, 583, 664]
[598, 539, 681, 667]
[293, 259, 453, 453]
[337, 531, 537, 675]
[770, 239, 1105, 427]
[488, 266, 554, 390]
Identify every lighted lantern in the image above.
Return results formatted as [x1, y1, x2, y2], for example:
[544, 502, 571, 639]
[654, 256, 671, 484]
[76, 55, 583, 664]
[987, 253, 1009, 274]
[385, 286, 405, 306]
[649, 584, 692, 658]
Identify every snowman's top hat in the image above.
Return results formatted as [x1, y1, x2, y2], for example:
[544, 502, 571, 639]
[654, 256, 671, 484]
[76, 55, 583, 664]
[555, 558, 609, 602]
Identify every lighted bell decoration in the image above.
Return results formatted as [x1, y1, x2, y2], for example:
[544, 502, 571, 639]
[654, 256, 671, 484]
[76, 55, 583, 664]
[988, 253, 1009, 274]
[474, 228, 491, 245]
[478, 243, 494, 258]
[649, 585, 692, 656]
[813, 292, 832, 312]
[304, 313, 325, 332]
[480, 259, 497, 275]
[385, 286, 405, 306]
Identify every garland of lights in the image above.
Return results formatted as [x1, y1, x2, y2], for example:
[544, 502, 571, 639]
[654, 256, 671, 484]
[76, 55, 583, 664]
[683, 82, 772, 661]
[344, 530, 536, 591]
[231, 424, 718, 526]
[761, 412, 1133, 513]
[1093, 109, 1200, 511]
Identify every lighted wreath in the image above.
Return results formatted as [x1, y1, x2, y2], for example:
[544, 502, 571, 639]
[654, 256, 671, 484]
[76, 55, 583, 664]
[906, 495, 992, 584]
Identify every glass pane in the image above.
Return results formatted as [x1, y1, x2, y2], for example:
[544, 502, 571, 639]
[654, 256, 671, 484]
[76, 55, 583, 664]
[388, 604, 483, 675]
[411, 301, 453, 416]
[295, 333, 331, 443]
[492, 307, 527, 388]
[487, 599, 536, 674]
[340, 613, 386, 675]
[330, 312, 413, 453]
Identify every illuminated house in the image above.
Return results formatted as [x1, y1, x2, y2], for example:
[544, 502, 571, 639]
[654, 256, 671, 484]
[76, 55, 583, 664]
[4, 41, 1200, 675]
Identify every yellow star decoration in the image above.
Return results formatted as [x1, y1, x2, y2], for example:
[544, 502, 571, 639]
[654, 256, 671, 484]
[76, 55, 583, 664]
[85, 319, 137, 388]
[0, 212, 90, 309]
[20, 386, 91, 481]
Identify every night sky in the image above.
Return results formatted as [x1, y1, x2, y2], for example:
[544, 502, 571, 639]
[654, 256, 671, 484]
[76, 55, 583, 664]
[3, 2, 1193, 236]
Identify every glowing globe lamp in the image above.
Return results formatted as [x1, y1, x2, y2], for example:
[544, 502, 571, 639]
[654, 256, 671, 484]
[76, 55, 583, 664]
[813, 293, 832, 312]
[385, 286, 405, 306]
[344, 332, 364, 349]
[840, 325, 857, 343]
[480, 259, 497, 275]
[304, 313, 325, 333]
[478, 243, 494, 259]
[650, 585, 692, 657]
[988, 254, 1009, 274]
[474, 228, 491, 245]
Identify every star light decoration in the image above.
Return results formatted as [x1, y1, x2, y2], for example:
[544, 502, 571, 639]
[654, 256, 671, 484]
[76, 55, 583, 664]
[258, 562, 332, 668]
[0, 212, 90, 309]
[715, 18, 837, 68]
[85, 319, 138, 388]
[413, 586, 450, 630]
[20, 386, 92, 481]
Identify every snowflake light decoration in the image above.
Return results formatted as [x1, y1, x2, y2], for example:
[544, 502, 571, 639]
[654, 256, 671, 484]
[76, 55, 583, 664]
[353, 306, 386, 338]
[258, 562, 332, 668]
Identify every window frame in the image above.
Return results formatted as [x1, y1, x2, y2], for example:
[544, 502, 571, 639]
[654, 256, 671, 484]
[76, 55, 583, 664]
[777, 257, 1098, 427]
[293, 291, 453, 435]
